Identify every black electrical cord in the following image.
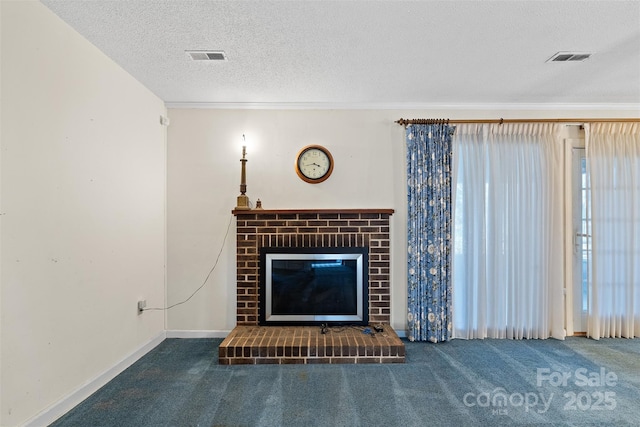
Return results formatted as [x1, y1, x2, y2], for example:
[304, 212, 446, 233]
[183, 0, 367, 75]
[320, 324, 381, 335]
[142, 214, 233, 312]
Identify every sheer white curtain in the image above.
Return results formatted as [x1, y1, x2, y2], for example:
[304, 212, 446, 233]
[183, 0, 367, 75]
[452, 123, 565, 340]
[586, 122, 640, 339]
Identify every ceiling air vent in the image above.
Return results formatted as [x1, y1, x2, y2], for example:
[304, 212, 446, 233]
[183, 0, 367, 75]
[185, 50, 227, 61]
[547, 52, 592, 62]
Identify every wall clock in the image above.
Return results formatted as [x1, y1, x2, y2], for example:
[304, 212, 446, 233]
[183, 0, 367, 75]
[295, 145, 334, 184]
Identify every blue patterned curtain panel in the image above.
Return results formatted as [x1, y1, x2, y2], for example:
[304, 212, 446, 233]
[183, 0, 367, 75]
[406, 124, 454, 342]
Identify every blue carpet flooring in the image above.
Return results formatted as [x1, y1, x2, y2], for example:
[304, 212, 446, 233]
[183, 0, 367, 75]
[51, 337, 640, 426]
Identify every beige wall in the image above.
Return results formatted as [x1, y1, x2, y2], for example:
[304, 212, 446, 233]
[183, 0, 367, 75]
[1, 2, 166, 426]
[166, 109, 406, 333]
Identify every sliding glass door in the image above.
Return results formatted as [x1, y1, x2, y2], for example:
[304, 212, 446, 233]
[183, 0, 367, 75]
[569, 145, 590, 334]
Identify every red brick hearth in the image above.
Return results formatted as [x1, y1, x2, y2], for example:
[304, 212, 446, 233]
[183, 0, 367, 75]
[219, 325, 405, 365]
[224, 208, 403, 364]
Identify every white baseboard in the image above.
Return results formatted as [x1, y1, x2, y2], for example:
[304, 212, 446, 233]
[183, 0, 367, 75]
[166, 329, 231, 338]
[394, 329, 407, 338]
[24, 331, 166, 427]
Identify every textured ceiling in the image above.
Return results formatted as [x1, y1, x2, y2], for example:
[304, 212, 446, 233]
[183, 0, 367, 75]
[41, 0, 640, 108]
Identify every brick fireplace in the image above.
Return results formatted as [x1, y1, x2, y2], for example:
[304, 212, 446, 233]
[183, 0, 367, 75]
[234, 209, 393, 324]
[219, 208, 405, 364]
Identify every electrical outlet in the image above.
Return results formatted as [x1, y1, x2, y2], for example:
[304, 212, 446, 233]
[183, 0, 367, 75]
[137, 300, 146, 314]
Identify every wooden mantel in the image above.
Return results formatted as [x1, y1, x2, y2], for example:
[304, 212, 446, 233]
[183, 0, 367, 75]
[232, 208, 394, 216]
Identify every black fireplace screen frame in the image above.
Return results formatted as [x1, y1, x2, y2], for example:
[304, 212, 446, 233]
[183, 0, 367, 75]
[259, 247, 369, 326]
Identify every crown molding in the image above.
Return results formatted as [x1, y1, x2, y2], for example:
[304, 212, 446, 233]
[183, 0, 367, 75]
[165, 101, 640, 112]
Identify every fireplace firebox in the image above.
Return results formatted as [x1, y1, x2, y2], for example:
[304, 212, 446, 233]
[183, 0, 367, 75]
[259, 247, 368, 325]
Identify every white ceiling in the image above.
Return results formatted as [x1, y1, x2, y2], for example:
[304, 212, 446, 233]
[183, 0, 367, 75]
[41, 0, 640, 108]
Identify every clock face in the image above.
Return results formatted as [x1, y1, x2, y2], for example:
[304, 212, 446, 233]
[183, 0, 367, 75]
[295, 145, 334, 183]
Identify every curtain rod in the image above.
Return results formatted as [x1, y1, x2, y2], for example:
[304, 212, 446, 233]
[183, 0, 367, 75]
[395, 117, 640, 126]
